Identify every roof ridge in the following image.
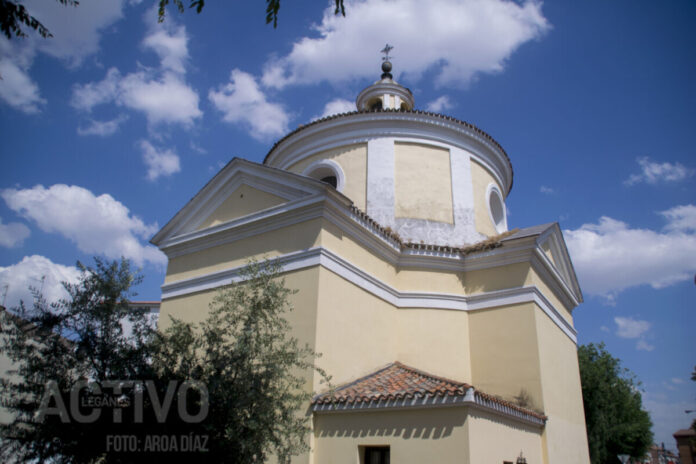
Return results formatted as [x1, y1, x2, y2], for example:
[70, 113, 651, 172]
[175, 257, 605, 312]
[263, 109, 513, 192]
[392, 361, 470, 389]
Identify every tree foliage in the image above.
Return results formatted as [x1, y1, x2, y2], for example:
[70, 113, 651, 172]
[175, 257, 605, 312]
[0, 0, 77, 40]
[0, 0, 346, 40]
[157, 0, 345, 27]
[149, 260, 329, 462]
[578, 343, 653, 464]
[0, 257, 326, 463]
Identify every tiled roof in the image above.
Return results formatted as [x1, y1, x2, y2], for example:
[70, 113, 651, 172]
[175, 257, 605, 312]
[347, 203, 535, 255]
[263, 108, 513, 192]
[313, 362, 470, 404]
[313, 362, 547, 422]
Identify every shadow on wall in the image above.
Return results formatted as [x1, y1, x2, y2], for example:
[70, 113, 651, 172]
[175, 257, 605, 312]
[314, 407, 467, 441]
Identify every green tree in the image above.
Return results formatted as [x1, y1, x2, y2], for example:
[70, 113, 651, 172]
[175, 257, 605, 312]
[150, 259, 329, 462]
[0, 258, 326, 463]
[0, 258, 154, 462]
[0, 0, 77, 39]
[1, 0, 346, 40]
[578, 343, 653, 464]
[157, 0, 345, 28]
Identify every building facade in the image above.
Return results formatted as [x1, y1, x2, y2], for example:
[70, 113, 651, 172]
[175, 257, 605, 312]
[152, 60, 590, 464]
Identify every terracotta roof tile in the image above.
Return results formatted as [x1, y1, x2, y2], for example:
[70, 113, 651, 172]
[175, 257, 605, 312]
[313, 362, 470, 405]
[264, 108, 514, 193]
[313, 362, 546, 421]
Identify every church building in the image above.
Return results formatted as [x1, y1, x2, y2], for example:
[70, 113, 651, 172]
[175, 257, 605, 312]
[151, 53, 591, 464]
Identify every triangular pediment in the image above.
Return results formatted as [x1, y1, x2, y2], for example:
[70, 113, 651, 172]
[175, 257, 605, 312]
[151, 158, 334, 246]
[536, 224, 583, 304]
[195, 184, 287, 231]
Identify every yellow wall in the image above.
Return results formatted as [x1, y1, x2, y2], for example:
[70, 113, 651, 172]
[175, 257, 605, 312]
[157, 211, 588, 464]
[541, 241, 556, 266]
[312, 268, 472, 389]
[287, 144, 367, 212]
[471, 159, 503, 237]
[196, 184, 286, 230]
[313, 408, 470, 464]
[313, 407, 543, 464]
[528, 266, 575, 324]
[394, 142, 453, 224]
[534, 302, 591, 464]
[165, 219, 323, 283]
[467, 409, 543, 464]
[468, 303, 545, 410]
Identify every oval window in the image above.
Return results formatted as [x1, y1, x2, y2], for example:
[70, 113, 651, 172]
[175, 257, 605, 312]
[487, 184, 507, 234]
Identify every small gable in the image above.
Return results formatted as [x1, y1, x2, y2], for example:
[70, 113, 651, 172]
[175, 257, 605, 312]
[196, 184, 287, 231]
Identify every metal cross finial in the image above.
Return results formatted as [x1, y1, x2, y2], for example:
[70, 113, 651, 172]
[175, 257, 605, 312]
[380, 44, 394, 61]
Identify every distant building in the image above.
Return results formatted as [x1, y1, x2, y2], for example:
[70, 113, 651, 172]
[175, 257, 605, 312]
[640, 443, 681, 464]
[675, 428, 696, 464]
[152, 56, 590, 463]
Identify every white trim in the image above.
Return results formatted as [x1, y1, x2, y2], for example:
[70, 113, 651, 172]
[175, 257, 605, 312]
[267, 112, 512, 196]
[366, 138, 396, 228]
[151, 159, 331, 244]
[160, 247, 578, 343]
[302, 159, 346, 193]
[155, 179, 581, 313]
[486, 183, 508, 234]
[312, 387, 545, 428]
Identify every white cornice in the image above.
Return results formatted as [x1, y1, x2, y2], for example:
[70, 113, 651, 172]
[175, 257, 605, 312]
[157, 183, 582, 315]
[160, 246, 578, 343]
[312, 388, 546, 428]
[151, 158, 338, 246]
[265, 112, 512, 195]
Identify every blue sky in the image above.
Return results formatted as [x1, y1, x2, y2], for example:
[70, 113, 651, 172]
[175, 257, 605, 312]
[0, 0, 694, 450]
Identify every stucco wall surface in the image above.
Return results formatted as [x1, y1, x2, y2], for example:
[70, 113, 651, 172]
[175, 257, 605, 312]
[313, 408, 470, 464]
[196, 184, 286, 231]
[287, 144, 368, 212]
[471, 159, 504, 237]
[534, 302, 591, 464]
[394, 142, 453, 224]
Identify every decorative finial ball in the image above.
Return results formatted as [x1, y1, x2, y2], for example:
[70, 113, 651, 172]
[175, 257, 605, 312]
[382, 60, 392, 73]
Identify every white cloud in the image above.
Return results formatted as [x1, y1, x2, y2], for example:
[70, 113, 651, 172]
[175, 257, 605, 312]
[317, 98, 356, 119]
[70, 13, 201, 129]
[140, 140, 181, 181]
[0, 0, 126, 113]
[671, 377, 684, 384]
[0, 255, 81, 310]
[261, 0, 549, 89]
[614, 316, 651, 339]
[0, 55, 45, 113]
[540, 185, 554, 194]
[209, 69, 290, 141]
[118, 71, 201, 126]
[1, 185, 166, 267]
[77, 115, 128, 136]
[425, 95, 453, 112]
[142, 24, 188, 74]
[189, 141, 207, 155]
[564, 206, 696, 299]
[600, 325, 610, 333]
[70, 67, 121, 112]
[0, 217, 30, 248]
[635, 339, 654, 351]
[625, 156, 694, 186]
[23, 0, 125, 66]
[660, 204, 696, 233]
[72, 67, 201, 127]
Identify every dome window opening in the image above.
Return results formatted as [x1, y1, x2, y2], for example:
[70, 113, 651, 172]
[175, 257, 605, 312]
[302, 159, 345, 192]
[368, 98, 383, 111]
[486, 183, 508, 234]
[321, 175, 337, 188]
